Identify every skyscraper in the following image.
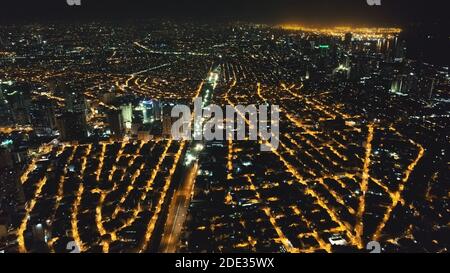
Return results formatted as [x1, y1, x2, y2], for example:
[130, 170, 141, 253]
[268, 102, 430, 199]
[61, 84, 87, 114]
[30, 98, 57, 136]
[344, 32, 353, 51]
[393, 35, 407, 62]
[107, 109, 125, 139]
[56, 112, 88, 141]
[0, 82, 13, 126]
[3, 83, 31, 125]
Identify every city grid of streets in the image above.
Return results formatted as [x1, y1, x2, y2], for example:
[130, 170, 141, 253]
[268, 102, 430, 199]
[0, 21, 448, 253]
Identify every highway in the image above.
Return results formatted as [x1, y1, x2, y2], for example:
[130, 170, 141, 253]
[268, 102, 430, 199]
[159, 163, 198, 253]
[159, 67, 220, 252]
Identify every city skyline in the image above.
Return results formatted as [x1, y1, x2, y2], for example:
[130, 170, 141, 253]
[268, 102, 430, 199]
[1, 0, 450, 27]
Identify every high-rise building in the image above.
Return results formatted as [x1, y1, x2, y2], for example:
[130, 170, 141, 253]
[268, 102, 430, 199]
[56, 112, 88, 141]
[404, 73, 418, 94]
[0, 82, 13, 126]
[153, 100, 162, 121]
[3, 83, 31, 125]
[120, 103, 133, 130]
[107, 109, 125, 139]
[393, 35, 407, 62]
[390, 76, 404, 93]
[132, 109, 144, 125]
[61, 84, 86, 114]
[390, 73, 418, 95]
[137, 100, 162, 124]
[344, 32, 353, 50]
[30, 98, 57, 136]
[53, 83, 89, 141]
[141, 100, 155, 124]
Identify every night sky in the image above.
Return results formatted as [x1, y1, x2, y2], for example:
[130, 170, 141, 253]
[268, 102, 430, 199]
[1, 0, 449, 28]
